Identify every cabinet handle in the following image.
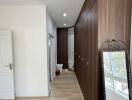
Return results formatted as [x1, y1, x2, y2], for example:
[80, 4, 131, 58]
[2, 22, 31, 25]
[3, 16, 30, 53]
[81, 57, 84, 61]
[86, 61, 89, 66]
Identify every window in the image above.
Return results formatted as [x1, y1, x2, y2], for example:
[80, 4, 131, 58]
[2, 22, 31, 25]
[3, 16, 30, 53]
[114, 80, 128, 98]
[103, 51, 129, 99]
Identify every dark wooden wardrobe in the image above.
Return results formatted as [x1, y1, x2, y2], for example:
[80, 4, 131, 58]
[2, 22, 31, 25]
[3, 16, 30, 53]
[57, 28, 68, 69]
[74, 0, 132, 100]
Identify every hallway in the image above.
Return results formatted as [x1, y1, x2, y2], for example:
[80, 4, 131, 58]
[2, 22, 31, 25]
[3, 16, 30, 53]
[16, 70, 84, 100]
[0, 0, 131, 100]
[50, 70, 84, 100]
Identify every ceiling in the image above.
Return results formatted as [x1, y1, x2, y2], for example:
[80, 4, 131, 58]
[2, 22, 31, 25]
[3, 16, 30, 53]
[0, 0, 85, 27]
[43, 0, 85, 27]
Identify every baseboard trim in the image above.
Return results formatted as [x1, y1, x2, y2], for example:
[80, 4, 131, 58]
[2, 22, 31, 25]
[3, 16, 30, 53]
[16, 96, 49, 99]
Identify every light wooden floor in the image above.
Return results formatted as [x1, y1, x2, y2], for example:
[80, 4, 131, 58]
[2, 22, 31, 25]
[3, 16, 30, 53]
[16, 70, 84, 100]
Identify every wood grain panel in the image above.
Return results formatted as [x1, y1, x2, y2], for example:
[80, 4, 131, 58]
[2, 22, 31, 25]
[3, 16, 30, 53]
[57, 28, 68, 69]
[98, 0, 108, 48]
[75, 0, 98, 100]
[124, 0, 132, 49]
[75, 0, 131, 100]
[98, 0, 131, 49]
[108, 0, 125, 41]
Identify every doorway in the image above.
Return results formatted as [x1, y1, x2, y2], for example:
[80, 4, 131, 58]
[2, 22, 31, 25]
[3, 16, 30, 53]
[57, 27, 74, 70]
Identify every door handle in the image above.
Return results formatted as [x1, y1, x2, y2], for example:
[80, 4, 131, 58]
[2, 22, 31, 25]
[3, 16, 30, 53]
[9, 64, 12, 70]
[5, 64, 13, 70]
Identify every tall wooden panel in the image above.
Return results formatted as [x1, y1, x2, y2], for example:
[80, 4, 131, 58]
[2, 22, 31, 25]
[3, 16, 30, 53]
[98, 0, 132, 49]
[75, 0, 132, 100]
[125, 0, 132, 48]
[75, 0, 98, 100]
[57, 28, 68, 69]
[108, 0, 125, 40]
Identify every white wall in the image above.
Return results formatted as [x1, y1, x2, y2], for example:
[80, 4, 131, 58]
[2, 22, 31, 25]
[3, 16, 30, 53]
[68, 28, 74, 69]
[0, 5, 49, 97]
[46, 10, 57, 81]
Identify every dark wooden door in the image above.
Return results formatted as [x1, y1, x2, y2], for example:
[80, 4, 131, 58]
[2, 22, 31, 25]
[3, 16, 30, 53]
[57, 28, 68, 69]
[74, 0, 98, 100]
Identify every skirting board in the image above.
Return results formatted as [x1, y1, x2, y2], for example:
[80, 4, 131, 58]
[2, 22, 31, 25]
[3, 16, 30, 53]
[16, 96, 49, 99]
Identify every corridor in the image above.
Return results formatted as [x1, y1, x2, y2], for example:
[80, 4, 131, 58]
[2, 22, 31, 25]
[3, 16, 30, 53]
[16, 70, 84, 100]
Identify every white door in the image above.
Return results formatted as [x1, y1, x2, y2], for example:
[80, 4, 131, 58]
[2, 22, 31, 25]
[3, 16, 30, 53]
[0, 30, 15, 99]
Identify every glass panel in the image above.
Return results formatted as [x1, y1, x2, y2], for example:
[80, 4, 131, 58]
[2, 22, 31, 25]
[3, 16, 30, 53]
[105, 77, 114, 91]
[110, 51, 125, 59]
[111, 59, 127, 79]
[114, 80, 129, 99]
[103, 51, 129, 100]
[104, 60, 112, 74]
[103, 52, 110, 60]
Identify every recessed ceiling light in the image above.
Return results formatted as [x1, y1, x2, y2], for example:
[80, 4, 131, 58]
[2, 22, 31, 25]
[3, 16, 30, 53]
[63, 13, 67, 17]
[64, 24, 67, 26]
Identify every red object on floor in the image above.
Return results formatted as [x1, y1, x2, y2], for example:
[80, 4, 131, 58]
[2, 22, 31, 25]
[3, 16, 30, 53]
[56, 70, 60, 76]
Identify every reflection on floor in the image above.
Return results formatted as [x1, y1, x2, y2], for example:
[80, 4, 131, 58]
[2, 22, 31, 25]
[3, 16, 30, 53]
[16, 70, 84, 100]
